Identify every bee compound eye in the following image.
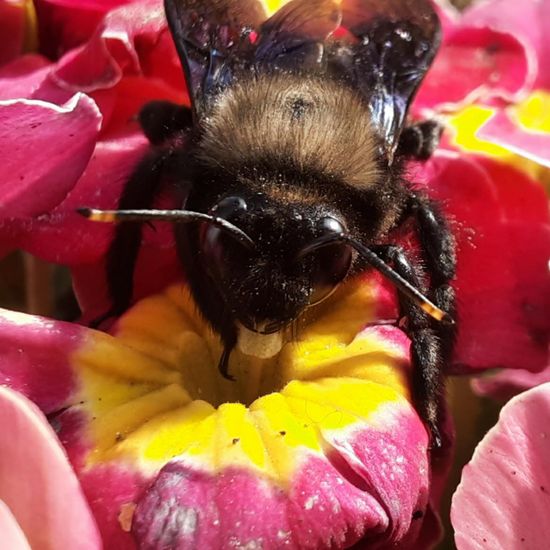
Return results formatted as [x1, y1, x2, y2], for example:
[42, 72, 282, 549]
[201, 196, 250, 282]
[308, 241, 353, 305]
[306, 216, 352, 306]
[209, 196, 248, 220]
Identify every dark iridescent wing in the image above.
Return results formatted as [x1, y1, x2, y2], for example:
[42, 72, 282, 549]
[337, 0, 441, 160]
[164, 0, 341, 116]
[164, 0, 267, 116]
[255, 0, 341, 70]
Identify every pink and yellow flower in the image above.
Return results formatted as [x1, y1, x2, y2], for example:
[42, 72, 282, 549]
[0, 277, 444, 548]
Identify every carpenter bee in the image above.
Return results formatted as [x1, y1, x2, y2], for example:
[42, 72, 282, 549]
[79, 0, 456, 447]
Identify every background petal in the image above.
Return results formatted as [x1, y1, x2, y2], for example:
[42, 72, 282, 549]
[0, 500, 31, 550]
[0, 93, 101, 217]
[0, 387, 101, 550]
[451, 382, 550, 549]
[34, 0, 137, 58]
[416, 151, 550, 373]
[0, 0, 35, 67]
[0, 308, 85, 411]
[477, 91, 550, 169]
[472, 365, 550, 402]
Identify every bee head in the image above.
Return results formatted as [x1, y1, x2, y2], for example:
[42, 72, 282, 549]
[199, 193, 353, 334]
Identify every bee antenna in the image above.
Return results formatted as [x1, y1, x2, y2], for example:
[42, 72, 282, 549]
[77, 208, 256, 250]
[299, 232, 454, 326]
[343, 235, 454, 325]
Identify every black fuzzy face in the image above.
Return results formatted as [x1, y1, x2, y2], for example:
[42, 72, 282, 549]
[178, 183, 357, 338]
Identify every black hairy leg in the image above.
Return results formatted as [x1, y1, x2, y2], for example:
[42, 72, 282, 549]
[90, 149, 175, 328]
[397, 120, 443, 160]
[138, 101, 193, 146]
[408, 194, 457, 364]
[377, 194, 456, 448]
[372, 244, 445, 448]
[218, 331, 237, 381]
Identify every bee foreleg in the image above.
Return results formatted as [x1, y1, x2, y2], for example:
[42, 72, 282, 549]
[138, 101, 193, 146]
[91, 149, 176, 327]
[397, 120, 443, 160]
[408, 195, 457, 363]
[371, 244, 445, 449]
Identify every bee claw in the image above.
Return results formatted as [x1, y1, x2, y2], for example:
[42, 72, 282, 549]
[218, 346, 236, 381]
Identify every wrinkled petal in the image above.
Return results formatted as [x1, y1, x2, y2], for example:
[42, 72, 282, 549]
[0, 501, 31, 550]
[33, 0, 136, 58]
[417, 28, 530, 112]
[0, 309, 83, 411]
[477, 91, 550, 169]
[451, 383, 550, 549]
[0, 386, 101, 550]
[416, 0, 550, 112]
[459, 0, 550, 90]
[0, 93, 101, 217]
[52, 1, 171, 92]
[0, 54, 52, 100]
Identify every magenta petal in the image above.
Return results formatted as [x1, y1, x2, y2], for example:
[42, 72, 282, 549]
[0, 55, 52, 101]
[460, 0, 550, 90]
[416, 29, 529, 111]
[0, 387, 101, 550]
[0, 94, 101, 217]
[34, 0, 136, 58]
[0, 308, 83, 412]
[53, 1, 168, 92]
[418, 152, 550, 373]
[451, 383, 550, 549]
[0, 501, 31, 550]
[15, 131, 148, 264]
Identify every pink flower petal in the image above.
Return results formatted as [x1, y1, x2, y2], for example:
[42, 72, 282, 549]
[416, 29, 530, 112]
[416, 0, 550, 112]
[132, 397, 432, 549]
[477, 109, 550, 168]
[417, 151, 550, 373]
[34, 0, 136, 58]
[459, 0, 550, 90]
[53, 1, 169, 93]
[0, 0, 27, 66]
[0, 500, 31, 550]
[0, 386, 101, 550]
[473, 365, 550, 402]
[0, 55, 52, 101]
[15, 130, 148, 264]
[451, 382, 550, 549]
[0, 308, 84, 412]
[0, 93, 101, 217]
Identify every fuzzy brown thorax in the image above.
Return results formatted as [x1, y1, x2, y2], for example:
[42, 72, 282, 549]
[198, 72, 383, 190]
